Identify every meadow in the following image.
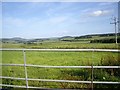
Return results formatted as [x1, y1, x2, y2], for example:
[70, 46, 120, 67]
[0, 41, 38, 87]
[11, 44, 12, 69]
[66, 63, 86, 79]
[1, 42, 119, 49]
[1, 35, 120, 89]
[2, 50, 120, 89]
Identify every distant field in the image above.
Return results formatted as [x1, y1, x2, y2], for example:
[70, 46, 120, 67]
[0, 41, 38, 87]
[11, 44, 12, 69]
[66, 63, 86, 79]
[1, 34, 119, 49]
[2, 51, 120, 88]
[1, 42, 119, 49]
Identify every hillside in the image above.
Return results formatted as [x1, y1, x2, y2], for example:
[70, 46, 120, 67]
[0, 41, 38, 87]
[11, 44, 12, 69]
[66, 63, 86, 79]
[1, 33, 120, 44]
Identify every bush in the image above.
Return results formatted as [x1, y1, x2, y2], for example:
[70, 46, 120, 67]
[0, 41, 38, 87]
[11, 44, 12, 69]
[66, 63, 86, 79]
[100, 55, 120, 77]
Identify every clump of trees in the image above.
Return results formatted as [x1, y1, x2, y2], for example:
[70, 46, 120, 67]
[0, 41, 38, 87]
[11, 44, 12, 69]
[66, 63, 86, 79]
[90, 38, 120, 43]
[75, 36, 92, 39]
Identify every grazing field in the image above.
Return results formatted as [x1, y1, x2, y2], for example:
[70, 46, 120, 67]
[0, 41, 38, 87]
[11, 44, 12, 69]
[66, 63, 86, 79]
[2, 50, 120, 89]
[1, 34, 120, 89]
[1, 42, 119, 49]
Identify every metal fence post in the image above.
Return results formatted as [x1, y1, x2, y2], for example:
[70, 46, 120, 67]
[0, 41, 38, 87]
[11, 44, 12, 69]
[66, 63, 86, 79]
[91, 65, 93, 90]
[23, 50, 29, 88]
[91, 49, 94, 90]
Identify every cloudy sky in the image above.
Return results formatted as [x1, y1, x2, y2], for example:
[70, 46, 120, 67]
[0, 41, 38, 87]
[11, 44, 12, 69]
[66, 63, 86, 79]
[2, 2, 118, 39]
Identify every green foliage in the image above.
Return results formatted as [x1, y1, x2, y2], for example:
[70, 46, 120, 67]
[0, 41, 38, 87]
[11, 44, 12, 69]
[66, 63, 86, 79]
[1, 33, 120, 89]
[100, 55, 120, 78]
[100, 55, 119, 66]
[90, 37, 120, 43]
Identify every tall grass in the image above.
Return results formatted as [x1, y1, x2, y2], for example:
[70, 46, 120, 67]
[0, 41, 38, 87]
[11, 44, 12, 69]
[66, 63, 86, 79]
[2, 51, 119, 89]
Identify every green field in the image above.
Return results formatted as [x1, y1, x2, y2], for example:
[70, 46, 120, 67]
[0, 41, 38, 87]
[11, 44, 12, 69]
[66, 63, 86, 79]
[2, 50, 120, 89]
[1, 42, 119, 49]
[1, 34, 120, 89]
[1, 34, 120, 49]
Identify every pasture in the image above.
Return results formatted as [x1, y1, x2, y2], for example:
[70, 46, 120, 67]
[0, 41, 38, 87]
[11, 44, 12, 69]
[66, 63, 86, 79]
[2, 50, 120, 89]
[1, 34, 120, 89]
[1, 42, 119, 49]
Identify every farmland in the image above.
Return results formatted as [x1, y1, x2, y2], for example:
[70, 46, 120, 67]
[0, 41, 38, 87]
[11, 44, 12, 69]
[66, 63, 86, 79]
[1, 33, 120, 89]
[1, 42, 119, 49]
[1, 33, 120, 49]
[2, 50, 120, 89]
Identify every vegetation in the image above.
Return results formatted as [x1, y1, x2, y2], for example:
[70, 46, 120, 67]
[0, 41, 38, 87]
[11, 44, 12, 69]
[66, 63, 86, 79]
[2, 51, 120, 89]
[1, 33, 120, 89]
[90, 37, 120, 43]
[1, 33, 120, 49]
[1, 42, 119, 49]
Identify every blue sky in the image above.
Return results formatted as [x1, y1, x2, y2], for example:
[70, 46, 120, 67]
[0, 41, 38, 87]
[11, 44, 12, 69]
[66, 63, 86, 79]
[2, 2, 118, 39]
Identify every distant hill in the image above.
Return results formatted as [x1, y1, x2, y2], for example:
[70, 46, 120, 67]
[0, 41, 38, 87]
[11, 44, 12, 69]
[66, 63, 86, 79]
[59, 36, 73, 39]
[1, 33, 120, 43]
[11, 37, 27, 41]
[1, 37, 27, 43]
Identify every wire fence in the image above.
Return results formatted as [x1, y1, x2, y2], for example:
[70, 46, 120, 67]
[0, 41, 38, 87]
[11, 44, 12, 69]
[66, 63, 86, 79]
[0, 49, 120, 89]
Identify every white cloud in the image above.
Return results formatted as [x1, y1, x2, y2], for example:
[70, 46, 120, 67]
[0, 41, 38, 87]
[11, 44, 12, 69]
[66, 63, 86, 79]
[92, 10, 103, 16]
[90, 10, 113, 17]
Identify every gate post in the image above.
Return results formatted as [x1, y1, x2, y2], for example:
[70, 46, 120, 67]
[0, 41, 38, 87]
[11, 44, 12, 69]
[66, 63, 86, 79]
[23, 50, 29, 88]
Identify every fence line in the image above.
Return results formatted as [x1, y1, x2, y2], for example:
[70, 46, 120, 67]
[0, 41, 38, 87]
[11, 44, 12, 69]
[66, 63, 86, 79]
[0, 84, 46, 89]
[1, 49, 120, 89]
[1, 76, 120, 84]
[1, 63, 120, 68]
[0, 48, 120, 52]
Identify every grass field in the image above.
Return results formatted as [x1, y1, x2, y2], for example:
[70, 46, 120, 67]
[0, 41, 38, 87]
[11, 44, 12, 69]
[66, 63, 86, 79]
[2, 50, 120, 89]
[1, 42, 119, 49]
[1, 35, 120, 89]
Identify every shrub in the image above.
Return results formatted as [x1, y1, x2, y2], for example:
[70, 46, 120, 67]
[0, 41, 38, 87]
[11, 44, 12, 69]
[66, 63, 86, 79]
[100, 55, 120, 77]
